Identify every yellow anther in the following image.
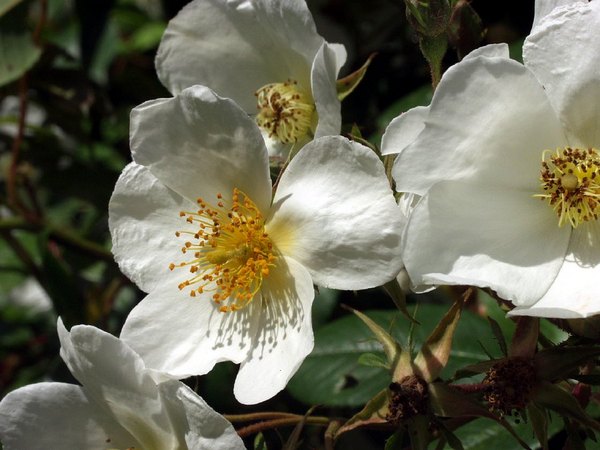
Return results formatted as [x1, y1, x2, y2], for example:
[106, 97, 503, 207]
[169, 189, 277, 312]
[536, 147, 600, 228]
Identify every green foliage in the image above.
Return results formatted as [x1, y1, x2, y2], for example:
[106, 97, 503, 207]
[288, 305, 499, 406]
[0, 5, 41, 86]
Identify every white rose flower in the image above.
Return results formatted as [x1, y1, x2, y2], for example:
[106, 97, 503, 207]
[109, 85, 404, 404]
[0, 319, 244, 450]
[386, 1, 600, 319]
[155, 0, 346, 157]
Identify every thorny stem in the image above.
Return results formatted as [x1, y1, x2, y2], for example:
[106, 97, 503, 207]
[7, 0, 48, 218]
[235, 416, 331, 439]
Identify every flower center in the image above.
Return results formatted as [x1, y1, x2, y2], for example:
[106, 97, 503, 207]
[255, 79, 315, 144]
[169, 188, 276, 312]
[537, 147, 600, 228]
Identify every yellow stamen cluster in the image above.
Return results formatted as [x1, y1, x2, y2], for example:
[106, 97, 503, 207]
[255, 79, 315, 144]
[537, 147, 600, 228]
[169, 188, 276, 312]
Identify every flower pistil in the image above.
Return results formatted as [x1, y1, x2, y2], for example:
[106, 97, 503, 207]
[255, 79, 315, 144]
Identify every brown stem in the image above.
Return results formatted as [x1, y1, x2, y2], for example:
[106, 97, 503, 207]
[236, 416, 330, 439]
[33, 0, 48, 45]
[7, 76, 29, 215]
[225, 412, 300, 422]
[324, 420, 342, 450]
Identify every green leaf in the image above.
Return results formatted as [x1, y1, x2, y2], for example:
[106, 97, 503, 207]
[444, 415, 563, 450]
[312, 287, 340, 330]
[0, 5, 41, 86]
[358, 352, 390, 370]
[288, 306, 498, 406]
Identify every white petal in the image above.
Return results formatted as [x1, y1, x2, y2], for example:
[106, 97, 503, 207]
[380, 106, 429, 156]
[130, 85, 272, 213]
[463, 43, 510, 60]
[312, 42, 342, 140]
[329, 42, 348, 73]
[532, 0, 588, 30]
[172, 384, 245, 450]
[120, 274, 260, 378]
[402, 181, 571, 305]
[524, 1, 600, 146]
[380, 44, 509, 159]
[510, 222, 600, 318]
[0, 382, 135, 449]
[393, 55, 566, 196]
[58, 320, 184, 449]
[267, 136, 404, 290]
[155, 0, 320, 110]
[234, 256, 314, 404]
[109, 163, 196, 293]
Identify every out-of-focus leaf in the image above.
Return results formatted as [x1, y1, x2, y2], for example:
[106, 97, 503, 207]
[120, 21, 166, 53]
[0, 0, 23, 17]
[445, 413, 564, 450]
[0, 6, 41, 86]
[38, 232, 85, 328]
[312, 287, 339, 330]
[358, 352, 390, 370]
[288, 306, 497, 407]
[254, 432, 267, 450]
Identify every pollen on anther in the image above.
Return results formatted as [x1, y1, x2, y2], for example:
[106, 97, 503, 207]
[169, 188, 277, 312]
